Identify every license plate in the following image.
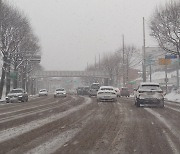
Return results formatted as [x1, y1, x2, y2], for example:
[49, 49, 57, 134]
[10, 97, 18, 100]
[147, 92, 155, 95]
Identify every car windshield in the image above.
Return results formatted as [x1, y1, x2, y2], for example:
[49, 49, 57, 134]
[56, 89, 65, 91]
[40, 89, 47, 92]
[77, 87, 83, 90]
[101, 88, 113, 91]
[141, 85, 161, 91]
[10, 89, 23, 93]
[91, 84, 100, 89]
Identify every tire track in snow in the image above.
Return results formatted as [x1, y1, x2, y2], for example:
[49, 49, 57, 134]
[165, 105, 180, 113]
[26, 128, 80, 154]
[25, 109, 95, 154]
[0, 97, 91, 143]
[145, 108, 180, 154]
[163, 129, 179, 154]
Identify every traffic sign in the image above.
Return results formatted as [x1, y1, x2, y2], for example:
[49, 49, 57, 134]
[129, 81, 136, 85]
[165, 54, 177, 59]
[10, 72, 17, 79]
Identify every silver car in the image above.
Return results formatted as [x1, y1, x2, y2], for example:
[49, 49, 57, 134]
[54, 88, 67, 98]
[134, 82, 164, 108]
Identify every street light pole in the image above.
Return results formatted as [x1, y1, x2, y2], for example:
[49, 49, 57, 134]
[142, 17, 146, 82]
[122, 35, 125, 87]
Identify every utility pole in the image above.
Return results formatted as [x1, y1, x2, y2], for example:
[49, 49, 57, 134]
[95, 55, 96, 68]
[122, 35, 125, 87]
[149, 63, 152, 82]
[165, 63, 168, 93]
[142, 17, 146, 82]
[99, 53, 100, 69]
[126, 52, 129, 84]
[176, 55, 179, 88]
[87, 62, 88, 70]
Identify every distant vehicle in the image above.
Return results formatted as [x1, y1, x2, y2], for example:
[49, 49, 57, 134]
[6, 88, 28, 103]
[114, 87, 121, 97]
[97, 86, 117, 102]
[54, 88, 67, 98]
[120, 87, 130, 97]
[39, 89, 48, 96]
[89, 83, 100, 97]
[77, 86, 90, 95]
[134, 82, 164, 108]
[68, 89, 77, 95]
[76, 87, 84, 95]
[83, 86, 90, 95]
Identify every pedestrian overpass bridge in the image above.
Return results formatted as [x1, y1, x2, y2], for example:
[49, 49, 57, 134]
[32, 71, 110, 79]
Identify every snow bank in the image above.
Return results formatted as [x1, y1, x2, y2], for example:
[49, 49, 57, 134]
[165, 91, 180, 103]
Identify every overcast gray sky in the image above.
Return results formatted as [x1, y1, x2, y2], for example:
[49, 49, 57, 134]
[8, 0, 168, 70]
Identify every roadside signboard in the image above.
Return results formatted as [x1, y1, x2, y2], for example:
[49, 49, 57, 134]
[158, 58, 171, 65]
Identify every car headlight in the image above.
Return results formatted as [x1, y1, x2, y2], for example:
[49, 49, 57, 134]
[18, 95, 23, 97]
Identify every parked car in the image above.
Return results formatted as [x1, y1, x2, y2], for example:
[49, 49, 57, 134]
[134, 82, 164, 108]
[120, 87, 130, 97]
[6, 88, 28, 103]
[39, 89, 48, 96]
[54, 88, 67, 98]
[97, 86, 117, 102]
[89, 83, 100, 97]
[114, 87, 121, 97]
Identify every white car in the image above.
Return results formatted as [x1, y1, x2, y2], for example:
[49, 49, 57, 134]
[97, 86, 117, 102]
[134, 82, 164, 108]
[54, 88, 67, 98]
[39, 89, 48, 96]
